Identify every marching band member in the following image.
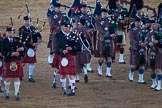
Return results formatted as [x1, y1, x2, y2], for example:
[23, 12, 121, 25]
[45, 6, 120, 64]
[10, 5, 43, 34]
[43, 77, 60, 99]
[55, 22, 80, 96]
[2, 27, 25, 100]
[47, 2, 64, 88]
[19, 16, 42, 82]
[0, 35, 4, 93]
[80, 3, 94, 72]
[95, 8, 117, 77]
[71, 20, 82, 83]
[144, 19, 158, 89]
[128, 16, 146, 84]
[47, 2, 64, 53]
[149, 27, 162, 91]
[77, 19, 91, 83]
[108, 0, 128, 64]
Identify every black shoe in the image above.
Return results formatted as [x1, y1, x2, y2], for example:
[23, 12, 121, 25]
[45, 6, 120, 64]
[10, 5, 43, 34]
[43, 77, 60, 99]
[29, 78, 35, 82]
[129, 79, 133, 82]
[75, 80, 80, 83]
[4, 92, 9, 100]
[84, 74, 88, 83]
[62, 89, 67, 95]
[155, 88, 161, 91]
[0, 88, 4, 93]
[52, 83, 57, 88]
[15, 94, 20, 101]
[119, 61, 126, 64]
[106, 75, 113, 78]
[67, 91, 75, 96]
[68, 85, 71, 89]
[138, 81, 146, 84]
[98, 73, 102, 77]
[20, 77, 23, 81]
[87, 70, 94, 73]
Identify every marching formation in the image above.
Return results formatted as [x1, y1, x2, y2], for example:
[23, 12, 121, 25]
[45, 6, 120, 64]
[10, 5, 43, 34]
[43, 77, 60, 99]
[47, 0, 162, 97]
[0, 0, 162, 101]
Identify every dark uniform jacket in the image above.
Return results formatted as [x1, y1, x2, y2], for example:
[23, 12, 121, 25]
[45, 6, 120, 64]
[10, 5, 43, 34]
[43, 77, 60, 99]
[54, 30, 81, 57]
[2, 37, 24, 62]
[47, 9, 64, 32]
[129, 27, 142, 51]
[19, 25, 42, 49]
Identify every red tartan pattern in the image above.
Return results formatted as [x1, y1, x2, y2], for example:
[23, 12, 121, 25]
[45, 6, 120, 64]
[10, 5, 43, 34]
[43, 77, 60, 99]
[3, 61, 23, 78]
[23, 48, 37, 63]
[51, 54, 61, 69]
[59, 54, 76, 76]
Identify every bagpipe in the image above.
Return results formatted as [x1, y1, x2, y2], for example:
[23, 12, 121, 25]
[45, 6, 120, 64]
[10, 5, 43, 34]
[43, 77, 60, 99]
[152, 31, 162, 48]
[18, 1, 46, 45]
[106, 0, 158, 30]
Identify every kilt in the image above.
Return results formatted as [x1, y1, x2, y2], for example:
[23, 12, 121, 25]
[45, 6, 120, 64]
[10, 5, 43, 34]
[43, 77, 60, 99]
[102, 41, 115, 58]
[96, 40, 104, 57]
[155, 53, 162, 69]
[51, 54, 61, 69]
[130, 50, 140, 66]
[59, 54, 76, 76]
[80, 50, 91, 65]
[76, 52, 82, 74]
[3, 60, 22, 78]
[23, 48, 36, 63]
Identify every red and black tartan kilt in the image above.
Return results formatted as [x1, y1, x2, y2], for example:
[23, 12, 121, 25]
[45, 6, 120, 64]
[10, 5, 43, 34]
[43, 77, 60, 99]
[51, 54, 61, 69]
[59, 54, 76, 76]
[3, 61, 23, 78]
[23, 48, 36, 63]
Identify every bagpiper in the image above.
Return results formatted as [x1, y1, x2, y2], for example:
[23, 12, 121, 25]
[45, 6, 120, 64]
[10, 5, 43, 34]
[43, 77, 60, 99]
[108, 0, 128, 64]
[19, 16, 42, 82]
[128, 16, 146, 84]
[55, 22, 80, 96]
[2, 27, 25, 100]
[144, 18, 159, 89]
[77, 18, 92, 83]
[80, 3, 94, 72]
[47, 2, 65, 88]
[95, 8, 118, 77]
[147, 3, 162, 91]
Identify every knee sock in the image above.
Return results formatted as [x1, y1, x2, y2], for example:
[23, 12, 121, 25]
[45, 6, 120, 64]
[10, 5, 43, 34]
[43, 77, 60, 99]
[29, 64, 35, 79]
[70, 79, 75, 93]
[60, 79, 66, 90]
[14, 81, 20, 96]
[4, 81, 10, 94]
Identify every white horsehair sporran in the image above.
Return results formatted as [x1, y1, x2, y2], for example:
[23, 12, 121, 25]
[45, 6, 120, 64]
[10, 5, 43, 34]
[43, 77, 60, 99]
[10, 62, 18, 72]
[27, 48, 35, 57]
[61, 57, 68, 67]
